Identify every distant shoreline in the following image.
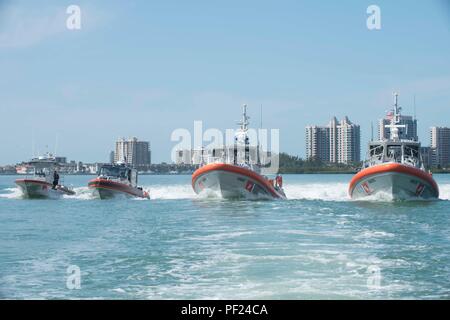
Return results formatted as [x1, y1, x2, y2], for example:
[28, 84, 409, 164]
[2, 171, 449, 176]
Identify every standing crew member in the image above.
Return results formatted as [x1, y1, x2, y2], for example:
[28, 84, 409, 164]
[52, 170, 60, 190]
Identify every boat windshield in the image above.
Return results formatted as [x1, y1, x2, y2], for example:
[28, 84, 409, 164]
[33, 167, 52, 177]
[369, 145, 384, 157]
[99, 166, 128, 178]
[404, 145, 419, 158]
[387, 145, 402, 162]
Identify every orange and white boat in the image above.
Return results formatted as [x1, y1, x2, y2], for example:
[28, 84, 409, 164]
[88, 164, 149, 199]
[349, 93, 439, 200]
[192, 105, 286, 200]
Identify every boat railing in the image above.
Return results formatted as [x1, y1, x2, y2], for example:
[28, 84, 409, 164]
[363, 152, 421, 169]
[363, 154, 384, 168]
[200, 155, 261, 172]
[201, 156, 225, 165]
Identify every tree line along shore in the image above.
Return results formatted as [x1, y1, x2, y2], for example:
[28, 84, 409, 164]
[1, 153, 449, 175]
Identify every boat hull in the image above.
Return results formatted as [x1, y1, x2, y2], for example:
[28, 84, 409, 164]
[15, 179, 75, 199]
[349, 163, 439, 200]
[88, 178, 149, 200]
[192, 163, 286, 200]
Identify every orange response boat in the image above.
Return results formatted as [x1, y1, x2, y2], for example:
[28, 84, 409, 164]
[88, 164, 149, 199]
[349, 93, 439, 200]
[191, 104, 286, 200]
[192, 163, 286, 200]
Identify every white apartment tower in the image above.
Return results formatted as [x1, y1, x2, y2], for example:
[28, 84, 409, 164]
[430, 127, 450, 168]
[306, 117, 360, 164]
[305, 126, 330, 163]
[114, 137, 151, 168]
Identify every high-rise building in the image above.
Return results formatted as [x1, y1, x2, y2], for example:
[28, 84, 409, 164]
[114, 137, 151, 168]
[54, 157, 67, 164]
[338, 116, 361, 164]
[305, 126, 330, 163]
[430, 127, 450, 168]
[109, 151, 115, 164]
[378, 114, 418, 141]
[306, 116, 360, 164]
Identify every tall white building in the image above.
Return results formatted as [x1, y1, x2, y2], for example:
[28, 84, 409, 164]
[379, 114, 418, 141]
[306, 117, 360, 164]
[114, 137, 151, 168]
[305, 126, 330, 163]
[430, 127, 450, 168]
[338, 117, 361, 164]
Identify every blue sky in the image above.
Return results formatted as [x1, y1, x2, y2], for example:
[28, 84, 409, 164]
[0, 0, 449, 164]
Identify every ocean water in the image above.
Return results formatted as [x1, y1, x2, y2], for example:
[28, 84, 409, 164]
[1, 174, 449, 299]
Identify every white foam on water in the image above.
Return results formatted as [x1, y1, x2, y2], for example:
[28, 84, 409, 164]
[145, 184, 197, 200]
[438, 183, 450, 200]
[63, 187, 96, 200]
[357, 190, 395, 202]
[284, 182, 349, 202]
[5, 181, 449, 202]
[0, 187, 23, 199]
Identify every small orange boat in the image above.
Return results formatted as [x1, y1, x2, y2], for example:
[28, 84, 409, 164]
[88, 164, 149, 199]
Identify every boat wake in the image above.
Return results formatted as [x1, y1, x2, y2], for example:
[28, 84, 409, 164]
[283, 183, 349, 202]
[146, 185, 197, 200]
[63, 187, 96, 200]
[1, 182, 449, 202]
[438, 183, 450, 201]
[0, 187, 23, 199]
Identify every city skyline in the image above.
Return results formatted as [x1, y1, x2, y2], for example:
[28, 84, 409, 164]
[1, 1, 450, 165]
[306, 116, 361, 164]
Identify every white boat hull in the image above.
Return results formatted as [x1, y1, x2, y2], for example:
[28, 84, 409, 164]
[192, 163, 286, 200]
[349, 164, 439, 201]
[15, 180, 75, 199]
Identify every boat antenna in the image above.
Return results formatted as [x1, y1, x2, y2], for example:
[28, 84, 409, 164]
[260, 104, 263, 129]
[257, 104, 262, 165]
[413, 94, 417, 120]
[238, 103, 250, 131]
[385, 92, 405, 142]
[32, 129, 35, 158]
[54, 134, 59, 157]
[371, 121, 374, 141]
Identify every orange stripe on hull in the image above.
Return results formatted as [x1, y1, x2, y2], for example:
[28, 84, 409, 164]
[192, 163, 283, 198]
[349, 163, 439, 196]
[88, 178, 149, 199]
